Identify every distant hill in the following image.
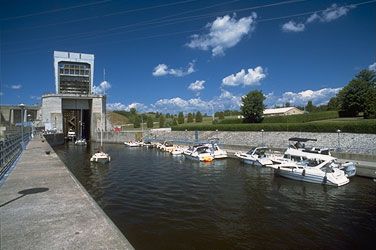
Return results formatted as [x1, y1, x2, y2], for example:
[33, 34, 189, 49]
[108, 112, 129, 126]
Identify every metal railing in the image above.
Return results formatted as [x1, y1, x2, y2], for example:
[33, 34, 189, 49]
[0, 129, 32, 179]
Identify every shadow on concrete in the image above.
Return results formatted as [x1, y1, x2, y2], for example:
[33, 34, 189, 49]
[0, 187, 49, 208]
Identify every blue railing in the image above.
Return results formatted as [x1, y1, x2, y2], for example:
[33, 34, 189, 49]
[0, 131, 32, 180]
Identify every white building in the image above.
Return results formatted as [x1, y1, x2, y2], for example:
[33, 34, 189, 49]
[41, 51, 106, 140]
[263, 107, 304, 117]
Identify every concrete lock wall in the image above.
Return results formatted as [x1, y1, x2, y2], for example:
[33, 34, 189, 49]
[42, 97, 62, 131]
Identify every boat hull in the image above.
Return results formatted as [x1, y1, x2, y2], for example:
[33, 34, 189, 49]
[274, 167, 349, 187]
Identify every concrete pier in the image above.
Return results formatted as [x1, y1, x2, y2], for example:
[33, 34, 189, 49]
[0, 138, 134, 249]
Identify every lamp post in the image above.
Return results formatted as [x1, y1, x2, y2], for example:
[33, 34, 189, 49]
[27, 114, 34, 138]
[19, 103, 25, 149]
[336, 129, 341, 151]
[261, 129, 264, 146]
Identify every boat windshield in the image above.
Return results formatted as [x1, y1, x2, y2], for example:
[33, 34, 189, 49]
[246, 147, 256, 154]
[320, 161, 335, 173]
[196, 147, 210, 154]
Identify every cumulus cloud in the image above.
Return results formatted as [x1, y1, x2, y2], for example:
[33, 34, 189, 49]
[369, 62, 376, 71]
[282, 21, 305, 32]
[222, 66, 266, 87]
[106, 87, 341, 114]
[266, 87, 342, 107]
[307, 4, 355, 23]
[188, 80, 205, 95]
[283, 4, 355, 33]
[11, 84, 22, 89]
[106, 102, 149, 112]
[152, 62, 195, 77]
[93, 80, 111, 95]
[187, 13, 257, 56]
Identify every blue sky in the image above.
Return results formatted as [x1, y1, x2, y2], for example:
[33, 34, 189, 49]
[1, 0, 375, 114]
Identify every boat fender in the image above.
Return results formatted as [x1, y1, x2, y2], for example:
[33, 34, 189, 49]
[302, 169, 305, 176]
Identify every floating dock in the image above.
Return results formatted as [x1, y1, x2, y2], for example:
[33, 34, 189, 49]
[0, 137, 134, 249]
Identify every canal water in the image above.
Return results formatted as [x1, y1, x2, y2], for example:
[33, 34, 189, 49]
[54, 143, 375, 250]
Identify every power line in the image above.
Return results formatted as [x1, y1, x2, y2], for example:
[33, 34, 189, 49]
[3, 0, 376, 55]
[0, 0, 111, 21]
[2, 0, 304, 46]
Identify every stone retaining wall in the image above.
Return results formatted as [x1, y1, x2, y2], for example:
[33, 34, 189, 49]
[149, 131, 376, 155]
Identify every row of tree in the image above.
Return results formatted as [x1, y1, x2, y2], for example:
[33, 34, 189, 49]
[240, 69, 376, 123]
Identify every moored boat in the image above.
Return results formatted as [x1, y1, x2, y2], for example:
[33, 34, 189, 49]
[267, 159, 350, 187]
[235, 147, 273, 166]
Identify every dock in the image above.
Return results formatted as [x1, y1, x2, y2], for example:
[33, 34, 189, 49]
[0, 137, 134, 249]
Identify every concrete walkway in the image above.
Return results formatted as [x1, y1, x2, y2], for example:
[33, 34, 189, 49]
[0, 138, 134, 249]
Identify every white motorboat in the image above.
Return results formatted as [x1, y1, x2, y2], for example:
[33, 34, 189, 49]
[75, 138, 87, 146]
[124, 141, 141, 147]
[90, 150, 111, 163]
[235, 147, 273, 166]
[269, 137, 356, 177]
[183, 145, 214, 162]
[171, 146, 185, 156]
[267, 159, 350, 187]
[90, 108, 110, 164]
[159, 141, 175, 152]
[209, 143, 228, 159]
[67, 130, 76, 141]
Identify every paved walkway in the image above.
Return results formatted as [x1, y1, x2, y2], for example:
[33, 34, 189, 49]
[0, 138, 134, 249]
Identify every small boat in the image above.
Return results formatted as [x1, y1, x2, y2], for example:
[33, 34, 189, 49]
[90, 109, 110, 164]
[235, 147, 273, 166]
[209, 143, 228, 159]
[183, 145, 214, 162]
[67, 130, 76, 141]
[90, 150, 111, 163]
[171, 146, 186, 156]
[75, 138, 87, 146]
[267, 159, 350, 187]
[124, 141, 141, 147]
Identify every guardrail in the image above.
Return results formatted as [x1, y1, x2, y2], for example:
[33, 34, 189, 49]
[0, 130, 32, 180]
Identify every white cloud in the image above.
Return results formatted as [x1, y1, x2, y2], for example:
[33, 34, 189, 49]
[11, 84, 22, 89]
[107, 87, 341, 114]
[0, 92, 3, 96]
[30, 95, 41, 100]
[307, 4, 355, 23]
[152, 62, 195, 77]
[187, 13, 257, 56]
[93, 80, 111, 95]
[369, 62, 376, 71]
[188, 80, 205, 94]
[266, 87, 342, 107]
[282, 21, 305, 32]
[222, 66, 266, 87]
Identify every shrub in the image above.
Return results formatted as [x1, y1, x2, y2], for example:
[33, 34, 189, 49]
[172, 120, 376, 134]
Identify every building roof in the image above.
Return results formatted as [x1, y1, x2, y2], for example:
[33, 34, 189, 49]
[263, 107, 299, 115]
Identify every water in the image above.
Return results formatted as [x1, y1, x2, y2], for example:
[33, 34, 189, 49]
[54, 143, 375, 250]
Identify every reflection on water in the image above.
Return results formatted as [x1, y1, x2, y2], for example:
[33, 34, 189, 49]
[54, 143, 375, 250]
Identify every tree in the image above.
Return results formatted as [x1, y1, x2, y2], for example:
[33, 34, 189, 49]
[159, 115, 165, 128]
[130, 107, 137, 115]
[285, 102, 291, 107]
[195, 111, 203, 122]
[327, 97, 339, 111]
[178, 112, 184, 124]
[218, 112, 225, 120]
[338, 69, 376, 117]
[241, 90, 265, 123]
[305, 100, 315, 113]
[133, 115, 141, 128]
[172, 118, 178, 126]
[146, 116, 154, 128]
[364, 86, 376, 118]
[187, 113, 194, 123]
